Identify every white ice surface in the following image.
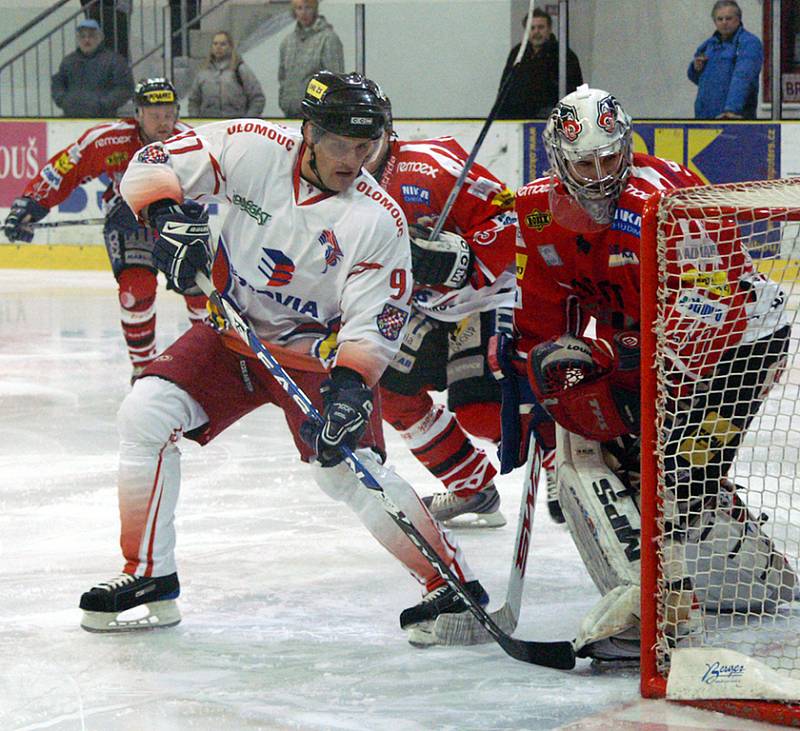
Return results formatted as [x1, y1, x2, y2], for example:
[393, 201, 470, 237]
[0, 271, 781, 731]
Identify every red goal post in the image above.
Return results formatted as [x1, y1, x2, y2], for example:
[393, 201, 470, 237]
[640, 178, 800, 726]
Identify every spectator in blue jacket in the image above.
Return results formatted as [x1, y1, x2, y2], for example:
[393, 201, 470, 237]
[688, 0, 763, 119]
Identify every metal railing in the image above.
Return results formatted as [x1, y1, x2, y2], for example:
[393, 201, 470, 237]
[0, 0, 212, 117]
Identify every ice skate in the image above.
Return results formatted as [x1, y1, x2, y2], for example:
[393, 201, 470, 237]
[400, 579, 489, 647]
[79, 572, 181, 632]
[422, 483, 506, 528]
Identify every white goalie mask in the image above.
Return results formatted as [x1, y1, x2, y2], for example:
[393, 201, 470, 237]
[543, 85, 633, 229]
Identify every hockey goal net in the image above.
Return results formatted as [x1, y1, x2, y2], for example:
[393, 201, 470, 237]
[640, 178, 800, 726]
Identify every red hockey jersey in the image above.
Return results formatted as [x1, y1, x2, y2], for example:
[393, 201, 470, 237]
[24, 118, 190, 210]
[377, 136, 516, 321]
[514, 153, 779, 378]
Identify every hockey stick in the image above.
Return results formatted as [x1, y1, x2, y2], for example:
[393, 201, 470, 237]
[31, 217, 105, 228]
[428, 0, 535, 241]
[194, 271, 575, 670]
[432, 441, 541, 644]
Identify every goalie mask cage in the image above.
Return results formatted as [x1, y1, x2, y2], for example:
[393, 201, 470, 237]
[640, 178, 800, 727]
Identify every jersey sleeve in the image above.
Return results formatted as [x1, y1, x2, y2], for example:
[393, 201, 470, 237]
[335, 221, 413, 385]
[23, 126, 110, 208]
[120, 121, 232, 215]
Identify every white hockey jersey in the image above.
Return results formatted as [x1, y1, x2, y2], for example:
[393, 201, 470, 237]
[120, 120, 412, 384]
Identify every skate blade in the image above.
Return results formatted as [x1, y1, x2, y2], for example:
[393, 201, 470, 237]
[442, 510, 507, 529]
[406, 620, 437, 648]
[80, 599, 181, 633]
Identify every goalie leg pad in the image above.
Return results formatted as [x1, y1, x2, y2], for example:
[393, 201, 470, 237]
[574, 584, 641, 660]
[681, 481, 797, 613]
[556, 426, 641, 596]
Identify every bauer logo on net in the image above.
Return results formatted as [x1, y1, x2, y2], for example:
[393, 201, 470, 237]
[701, 661, 746, 685]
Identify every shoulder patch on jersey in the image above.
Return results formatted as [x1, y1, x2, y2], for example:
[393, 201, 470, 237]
[376, 303, 408, 341]
[400, 184, 430, 205]
[137, 144, 169, 164]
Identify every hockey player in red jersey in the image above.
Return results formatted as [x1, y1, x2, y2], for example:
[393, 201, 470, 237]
[77, 72, 489, 646]
[365, 94, 520, 527]
[511, 85, 792, 661]
[3, 78, 206, 382]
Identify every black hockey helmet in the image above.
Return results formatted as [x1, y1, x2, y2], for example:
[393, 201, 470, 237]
[300, 71, 386, 140]
[134, 78, 178, 107]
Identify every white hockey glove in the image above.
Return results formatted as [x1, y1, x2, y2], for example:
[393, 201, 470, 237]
[409, 223, 473, 289]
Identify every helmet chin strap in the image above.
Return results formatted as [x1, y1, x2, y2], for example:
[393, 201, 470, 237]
[305, 143, 339, 194]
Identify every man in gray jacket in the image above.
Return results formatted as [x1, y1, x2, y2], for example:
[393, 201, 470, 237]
[52, 18, 133, 118]
[278, 0, 344, 117]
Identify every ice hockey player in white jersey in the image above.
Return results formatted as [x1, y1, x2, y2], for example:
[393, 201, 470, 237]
[78, 71, 489, 644]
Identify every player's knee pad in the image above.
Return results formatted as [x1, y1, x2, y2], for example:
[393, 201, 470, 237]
[556, 426, 641, 596]
[118, 266, 157, 314]
[680, 480, 797, 612]
[104, 201, 156, 278]
[454, 402, 501, 442]
[379, 388, 434, 431]
[117, 377, 207, 446]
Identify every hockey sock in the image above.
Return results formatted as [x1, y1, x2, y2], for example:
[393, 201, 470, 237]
[183, 292, 208, 324]
[118, 267, 157, 369]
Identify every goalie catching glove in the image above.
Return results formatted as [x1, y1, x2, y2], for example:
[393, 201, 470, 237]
[409, 223, 473, 288]
[527, 332, 640, 441]
[3, 197, 49, 243]
[149, 199, 210, 294]
[300, 366, 374, 467]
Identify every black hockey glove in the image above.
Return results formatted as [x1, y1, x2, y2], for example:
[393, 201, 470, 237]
[409, 223, 474, 289]
[150, 199, 210, 294]
[3, 197, 49, 243]
[300, 366, 374, 467]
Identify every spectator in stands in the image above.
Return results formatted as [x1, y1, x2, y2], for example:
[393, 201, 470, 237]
[188, 31, 265, 118]
[496, 8, 583, 120]
[688, 0, 763, 119]
[80, 0, 130, 59]
[52, 18, 133, 118]
[278, 0, 343, 117]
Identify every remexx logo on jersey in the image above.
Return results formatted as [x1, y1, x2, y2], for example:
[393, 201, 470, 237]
[232, 193, 271, 226]
[397, 161, 437, 178]
[608, 244, 638, 267]
[400, 184, 430, 205]
[318, 229, 343, 271]
[611, 207, 641, 236]
[259, 247, 295, 287]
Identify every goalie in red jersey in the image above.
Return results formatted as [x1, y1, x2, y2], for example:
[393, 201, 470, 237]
[3, 78, 206, 383]
[509, 85, 794, 662]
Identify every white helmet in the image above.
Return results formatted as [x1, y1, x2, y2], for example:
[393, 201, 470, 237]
[543, 84, 633, 227]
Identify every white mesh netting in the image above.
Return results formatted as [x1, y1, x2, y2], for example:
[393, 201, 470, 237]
[652, 178, 800, 680]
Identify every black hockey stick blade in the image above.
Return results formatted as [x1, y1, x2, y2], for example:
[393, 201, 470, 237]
[497, 635, 576, 670]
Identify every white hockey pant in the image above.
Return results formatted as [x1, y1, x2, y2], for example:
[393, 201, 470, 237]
[117, 376, 473, 588]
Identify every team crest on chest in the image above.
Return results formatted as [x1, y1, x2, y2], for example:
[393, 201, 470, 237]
[318, 229, 343, 272]
[259, 247, 295, 287]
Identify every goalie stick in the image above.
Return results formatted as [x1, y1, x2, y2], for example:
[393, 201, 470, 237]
[432, 441, 541, 644]
[194, 271, 575, 670]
